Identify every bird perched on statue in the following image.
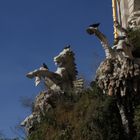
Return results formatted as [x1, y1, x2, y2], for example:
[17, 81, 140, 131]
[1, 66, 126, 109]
[86, 23, 100, 35]
[89, 23, 100, 28]
[42, 63, 49, 69]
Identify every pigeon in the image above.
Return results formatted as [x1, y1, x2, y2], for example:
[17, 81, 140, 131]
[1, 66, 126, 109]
[86, 23, 100, 35]
[89, 23, 100, 28]
[42, 63, 49, 69]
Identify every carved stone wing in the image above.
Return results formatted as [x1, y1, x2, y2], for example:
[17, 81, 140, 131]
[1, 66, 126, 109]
[26, 68, 62, 85]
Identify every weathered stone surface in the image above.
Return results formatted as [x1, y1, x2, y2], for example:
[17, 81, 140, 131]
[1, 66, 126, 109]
[118, 0, 140, 29]
[21, 91, 52, 134]
[95, 50, 140, 137]
[21, 89, 64, 134]
[21, 112, 41, 134]
[96, 57, 140, 96]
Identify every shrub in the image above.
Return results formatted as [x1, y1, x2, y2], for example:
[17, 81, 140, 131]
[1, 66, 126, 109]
[27, 84, 126, 140]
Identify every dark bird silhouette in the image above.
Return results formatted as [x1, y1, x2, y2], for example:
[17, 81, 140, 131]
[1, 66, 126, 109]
[42, 63, 49, 69]
[89, 23, 100, 28]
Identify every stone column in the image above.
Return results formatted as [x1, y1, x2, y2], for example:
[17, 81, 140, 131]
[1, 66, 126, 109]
[117, 0, 140, 29]
[127, 0, 140, 28]
[119, 0, 129, 29]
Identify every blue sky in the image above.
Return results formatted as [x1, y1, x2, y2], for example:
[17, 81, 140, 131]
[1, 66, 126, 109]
[0, 0, 114, 138]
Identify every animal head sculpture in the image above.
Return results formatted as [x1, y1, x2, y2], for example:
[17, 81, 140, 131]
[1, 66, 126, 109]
[54, 46, 78, 81]
[54, 46, 72, 66]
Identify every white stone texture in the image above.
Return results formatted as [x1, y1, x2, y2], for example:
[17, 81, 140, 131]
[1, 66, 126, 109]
[117, 0, 140, 28]
[119, 0, 129, 28]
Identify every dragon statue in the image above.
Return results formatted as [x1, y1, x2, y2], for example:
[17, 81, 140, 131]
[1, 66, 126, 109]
[86, 23, 140, 96]
[26, 46, 83, 93]
[87, 23, 140, 138]
[21, 46, 84, 134]
[86, 23, 134, 60]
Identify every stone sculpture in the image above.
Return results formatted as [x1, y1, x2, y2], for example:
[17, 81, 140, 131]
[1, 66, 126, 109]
[85, 1, 140, 137]
[26, 46, 84, 92]
[87, 24, 114, 59]
[86, 23, 134, 60]
[21, 47, 84, 134]
[87, 21, 140, 138]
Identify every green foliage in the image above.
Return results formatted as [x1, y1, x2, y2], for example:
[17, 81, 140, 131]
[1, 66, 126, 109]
[27, 84, 126, 140]
[134, 104, 140, 140]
